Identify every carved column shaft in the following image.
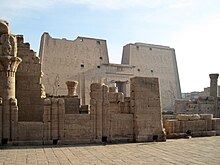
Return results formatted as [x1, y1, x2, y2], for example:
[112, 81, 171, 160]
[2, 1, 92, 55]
[0, 56, 22, 99]
[0, 57, 21, 141]
[0, 22, 22, 142]
[209, 74, 219, 98]
[209, 73, 219, 118]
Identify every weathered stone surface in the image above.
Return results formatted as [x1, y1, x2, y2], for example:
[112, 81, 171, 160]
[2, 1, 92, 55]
[212, 118, 220, 130]
[176, 114, 200, 121]
[15, 33, 44, 121]
[64, 114, 91, 141]
[17, 122, 43, 141]
[200, 114, 213, 120]
[131, 77, 166, 142]
[165, 112, 220, 139]
[90, 83, 102, 91]
[110, 114, 133, 142]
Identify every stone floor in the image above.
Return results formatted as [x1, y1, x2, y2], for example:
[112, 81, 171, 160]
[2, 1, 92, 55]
[0, 136, 220, 165]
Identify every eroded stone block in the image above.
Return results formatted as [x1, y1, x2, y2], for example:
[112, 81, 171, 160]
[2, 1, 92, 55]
[176, 114, 200, 121]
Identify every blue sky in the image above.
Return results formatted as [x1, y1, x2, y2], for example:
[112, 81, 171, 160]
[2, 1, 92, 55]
[1, 0, 220, 93]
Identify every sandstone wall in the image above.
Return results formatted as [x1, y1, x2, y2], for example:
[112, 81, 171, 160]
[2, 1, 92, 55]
[16, 35, 44, 121]
[17, 122, 44, 142]
[110, 114, 133, 142]
[175, 96, 216, 115]
[165, 114, 220, 138]
[64, 114, 91, 144]
[198, 97, 215, 114]
[39, 33, 109, 98]
[3, 75, 167, 145]
[108, 87, 133, 142]
[64, 97, 80, 114]
[130, 77, 166, 142]
[166, 119, 212, 134]
[212, 118, 220, 131]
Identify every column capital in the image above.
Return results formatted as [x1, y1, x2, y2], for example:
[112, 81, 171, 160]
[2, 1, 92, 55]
[209, 73, 219, 80]
[66, 81, 78, 96]
[0, 56, 22, 73]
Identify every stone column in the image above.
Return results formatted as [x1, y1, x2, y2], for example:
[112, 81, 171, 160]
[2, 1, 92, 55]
[66, 81, 78, 96]
[0, 20, 22, 143]
[89, 83, 110, 142]
[209, 73, 219, 98]
[90, 83, 102, 142]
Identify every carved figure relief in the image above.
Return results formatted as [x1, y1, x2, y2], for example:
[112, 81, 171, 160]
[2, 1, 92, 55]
[0, 20, 10, 36]
[1, 34, 17, 56]
[51, 74, 61, 96]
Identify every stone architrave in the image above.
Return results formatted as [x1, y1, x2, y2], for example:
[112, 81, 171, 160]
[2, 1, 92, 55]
[66, 81, 78, 96]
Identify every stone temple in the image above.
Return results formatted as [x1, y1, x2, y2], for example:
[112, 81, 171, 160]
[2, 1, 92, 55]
[0, 19, 220, 145]
[39, 33, 181, 112]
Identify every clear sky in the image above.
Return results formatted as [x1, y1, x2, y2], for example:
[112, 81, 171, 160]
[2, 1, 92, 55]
[1, 0, 219, 93]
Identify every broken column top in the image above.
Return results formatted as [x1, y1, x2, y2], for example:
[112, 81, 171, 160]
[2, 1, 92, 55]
[66, 81, 78, 96]
[0, 19, 18, 57]
[0, 19, 10, 36]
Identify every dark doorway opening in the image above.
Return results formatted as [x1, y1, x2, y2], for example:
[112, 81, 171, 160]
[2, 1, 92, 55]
[53, 139, 58, 145]
[102, 136, 107, 143]
[153, 135, 158, 141]
[2, 138, 8, 145]
[186, 130, 191, 136]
